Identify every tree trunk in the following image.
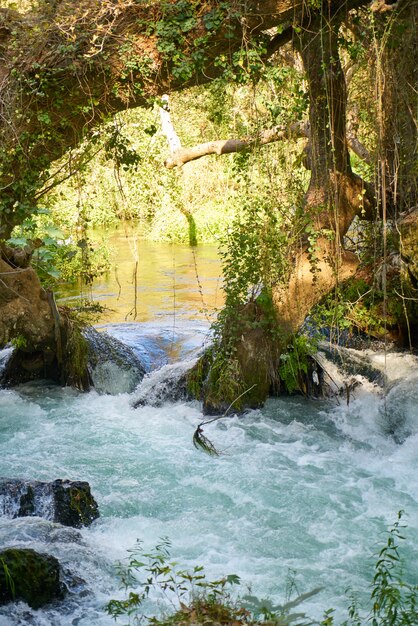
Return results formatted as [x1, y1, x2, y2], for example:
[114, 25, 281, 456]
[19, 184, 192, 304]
[272, 10, 374, 333]
[196, 8, 375, 412]
[377, 0, 417, 215]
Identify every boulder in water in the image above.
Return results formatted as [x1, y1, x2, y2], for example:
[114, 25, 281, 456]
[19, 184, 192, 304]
[84, 327, 145, 394]
[0, 326, 145, 394]
[0, 478, 99, 528]
[0, 547, 63, 608]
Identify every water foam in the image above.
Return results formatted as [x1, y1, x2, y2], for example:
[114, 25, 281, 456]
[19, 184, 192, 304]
[0, 348, 417, 624]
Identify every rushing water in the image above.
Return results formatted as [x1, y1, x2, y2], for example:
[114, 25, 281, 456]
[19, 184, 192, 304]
[1, 240, 418, 625]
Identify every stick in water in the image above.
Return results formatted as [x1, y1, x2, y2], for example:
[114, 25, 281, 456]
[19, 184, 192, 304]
[192, 384, 257, 456]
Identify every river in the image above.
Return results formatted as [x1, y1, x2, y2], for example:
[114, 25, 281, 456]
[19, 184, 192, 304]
[0, 238, 418, 625]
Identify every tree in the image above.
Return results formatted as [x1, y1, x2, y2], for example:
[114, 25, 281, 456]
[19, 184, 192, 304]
[0, 0, 416, 397]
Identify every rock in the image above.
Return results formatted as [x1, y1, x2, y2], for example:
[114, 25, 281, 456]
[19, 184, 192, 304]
[83, 326, 145, 394]
[0, 547, 63, 608]
[0, 325, 146, 394]
[50, 479, 99, 528]
[0, 478, 99, 528]
[399, 207, 418, 287]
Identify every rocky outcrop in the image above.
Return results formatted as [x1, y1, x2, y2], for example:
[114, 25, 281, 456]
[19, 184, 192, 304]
[0, 479, 99, 528]
[0, 325, 146, 394]
[84, 326, 145, 394]
[0, 547, 63, 608]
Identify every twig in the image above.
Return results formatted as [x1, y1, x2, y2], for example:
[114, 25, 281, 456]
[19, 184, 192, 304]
[192, 384, 257, 456]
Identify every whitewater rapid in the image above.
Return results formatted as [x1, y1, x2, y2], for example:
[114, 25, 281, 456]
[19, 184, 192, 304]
[0, 326, 417, 625]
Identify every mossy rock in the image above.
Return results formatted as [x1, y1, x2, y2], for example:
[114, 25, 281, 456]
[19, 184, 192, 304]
[52, 479, 99, 528]
[0, 478, 99, 528]
[188, 301, 281, 414]
[83, 327, 145, 394]
[0, 547, 63, 609]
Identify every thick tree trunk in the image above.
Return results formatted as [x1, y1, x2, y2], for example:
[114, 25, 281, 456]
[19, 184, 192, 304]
[272, 11, 374, 334]
[377, 1, 417, 215]
[196, 8, 376, 412]
[272, 3, 417, 350]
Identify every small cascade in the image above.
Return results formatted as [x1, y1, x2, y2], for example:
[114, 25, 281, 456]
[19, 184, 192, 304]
[84, 327, 146, 394]
[377, 362, 418, 443]
[0, 479, 99, 528]
[132, 357, 197, 407]
[318, 342, 387, 388]
[316, 345, 418, 443]
[0, 479, 54, 520]
[0, 347, 13, 380]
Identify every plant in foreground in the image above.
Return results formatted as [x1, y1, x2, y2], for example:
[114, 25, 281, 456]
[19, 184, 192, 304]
[107, 513, 418, 626]
[106, 537, 318, 626]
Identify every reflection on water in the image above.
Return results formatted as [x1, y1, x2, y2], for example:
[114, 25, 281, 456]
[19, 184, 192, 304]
[57, 224, 223, 324]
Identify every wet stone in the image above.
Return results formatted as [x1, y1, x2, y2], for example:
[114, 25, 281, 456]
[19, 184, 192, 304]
[0, 478, 99, 528]
[0, 547, 63, 609]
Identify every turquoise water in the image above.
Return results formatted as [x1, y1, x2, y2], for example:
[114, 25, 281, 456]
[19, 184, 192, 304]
[1, 239, 418, 624]
[0, 328, 418, 625]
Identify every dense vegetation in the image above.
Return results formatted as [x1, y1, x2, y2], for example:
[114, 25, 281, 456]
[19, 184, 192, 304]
[0, 0, 416, 403]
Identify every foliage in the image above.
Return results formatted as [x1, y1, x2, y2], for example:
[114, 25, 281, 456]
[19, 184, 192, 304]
[106, 515, 418, 626]
[8, 211, 111, 288]
[106, 538, 317, 626]
[40, 92, 240, 244]
[278, 334, 318, 395]
[312, 254, 418, 344]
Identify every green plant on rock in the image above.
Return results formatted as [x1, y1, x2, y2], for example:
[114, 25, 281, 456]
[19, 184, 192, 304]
[278, 333, 318, 395]
[59, 312, 90, 390]
[10, 334, 27, 350]
[0, 557, 15, 600]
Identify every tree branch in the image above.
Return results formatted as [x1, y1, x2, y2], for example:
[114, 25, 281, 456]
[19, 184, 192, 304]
[164, 122, 309, 168]
[164, 120, 372, 169]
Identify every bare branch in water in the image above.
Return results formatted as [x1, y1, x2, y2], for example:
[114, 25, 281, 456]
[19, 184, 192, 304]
[192, 385, 257, 456]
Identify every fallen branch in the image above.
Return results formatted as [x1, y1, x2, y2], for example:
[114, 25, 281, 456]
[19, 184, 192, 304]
[164, 122, 308, 168]
[164, 120, 372, 169]
[192, 384, 257, 456]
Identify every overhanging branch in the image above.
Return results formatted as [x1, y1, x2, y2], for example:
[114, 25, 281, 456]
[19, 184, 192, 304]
[164, 121, 372, 169]
[164, 122, 309, 168]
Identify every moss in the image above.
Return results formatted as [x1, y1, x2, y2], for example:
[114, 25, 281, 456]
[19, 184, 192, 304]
[203, 354, 248, 414]
[185, 348, 214, 400]
[52, 479, 99, 528]
[190, 298, 285, 414]
[68, 486, 98, 527]
[0, 548, 63, 609]
[60, 318, 90, 390]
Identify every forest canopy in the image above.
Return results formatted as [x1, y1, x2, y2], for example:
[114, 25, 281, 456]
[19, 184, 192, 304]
[0, 0, 416, 406]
